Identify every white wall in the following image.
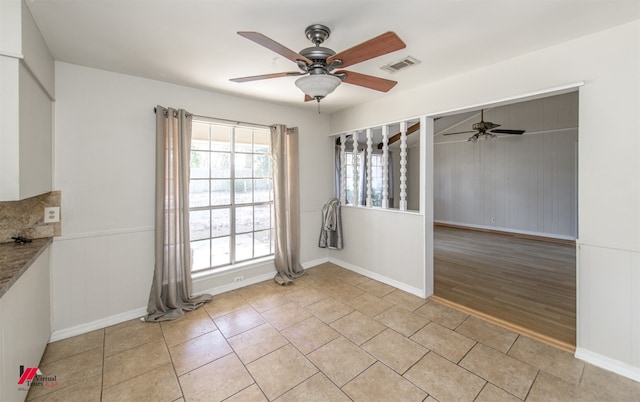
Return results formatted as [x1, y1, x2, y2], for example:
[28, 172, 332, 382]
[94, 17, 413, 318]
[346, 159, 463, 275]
[330, 20, 640, 380]
[0, 0, 21, 56]
[330, 207, 425, 297]
[20, 0, 54, 98]
[52, 62, 332, 338]
[434, 93, 578, 239]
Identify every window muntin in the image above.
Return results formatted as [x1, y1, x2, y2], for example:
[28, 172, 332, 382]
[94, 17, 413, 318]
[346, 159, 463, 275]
[189, 121, 274, 273]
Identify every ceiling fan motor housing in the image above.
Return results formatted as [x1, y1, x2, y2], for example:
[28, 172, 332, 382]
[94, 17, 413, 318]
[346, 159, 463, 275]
[299, 47, 338, 73]
[299, 46, 335, 62]
[472, 121, 499, 132]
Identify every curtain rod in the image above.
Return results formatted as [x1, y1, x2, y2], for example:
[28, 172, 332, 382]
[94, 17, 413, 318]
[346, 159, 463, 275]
[193, 114, 272, 130]
[153, 107, 270, 129]
[154, 106, 192, 117]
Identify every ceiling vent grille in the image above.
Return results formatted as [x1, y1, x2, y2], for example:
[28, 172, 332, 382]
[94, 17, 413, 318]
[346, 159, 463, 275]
[380, 56, 421, 74]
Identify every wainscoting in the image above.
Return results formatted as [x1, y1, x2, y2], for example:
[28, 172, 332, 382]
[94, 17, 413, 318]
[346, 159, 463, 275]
[50, 228, 155, 340]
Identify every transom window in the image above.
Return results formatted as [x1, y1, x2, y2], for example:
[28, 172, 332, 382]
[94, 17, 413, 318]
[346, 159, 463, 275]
[189, 120, 274, 273]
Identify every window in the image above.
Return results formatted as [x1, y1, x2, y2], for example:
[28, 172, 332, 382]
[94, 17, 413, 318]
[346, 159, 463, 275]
[370, 153, 386, 207]
[340, 148, 392, 208]
[335, 120, 420, 211]
[344, 151, 358, 205]
[189, 120, 274, 273]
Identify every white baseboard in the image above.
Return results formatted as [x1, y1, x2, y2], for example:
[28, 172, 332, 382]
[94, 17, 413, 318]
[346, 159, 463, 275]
[575, 347, 640, 382]
[46, 256, 398, 343]
[47, 274, 277, 342]
[49, 269, 281, 342]
[302, 257, 329, 269]
[49, 306, 148, 342]
[328, 257, 425, 298]
[435, 220, 576, 241]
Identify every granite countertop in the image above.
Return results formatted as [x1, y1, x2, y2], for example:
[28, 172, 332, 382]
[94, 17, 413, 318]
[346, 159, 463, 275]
[0, 238, 52, 299]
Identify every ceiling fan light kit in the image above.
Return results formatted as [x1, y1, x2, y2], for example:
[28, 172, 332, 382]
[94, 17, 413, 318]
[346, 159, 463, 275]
[231, 24, 406, 103]
[295, 74, 341, 100]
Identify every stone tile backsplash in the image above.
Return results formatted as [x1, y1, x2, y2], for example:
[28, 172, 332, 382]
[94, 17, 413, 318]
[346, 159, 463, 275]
[0, 191, 61, 243]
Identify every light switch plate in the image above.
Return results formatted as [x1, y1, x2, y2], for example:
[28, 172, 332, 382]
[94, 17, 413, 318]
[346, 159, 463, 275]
[44, 207, 60, 223]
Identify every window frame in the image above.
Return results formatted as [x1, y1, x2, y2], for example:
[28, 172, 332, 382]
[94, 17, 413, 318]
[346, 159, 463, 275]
[189, 118, 274, 275]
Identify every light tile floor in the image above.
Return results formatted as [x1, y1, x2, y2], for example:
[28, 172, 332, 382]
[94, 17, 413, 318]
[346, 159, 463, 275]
[27, 263, 640, 401]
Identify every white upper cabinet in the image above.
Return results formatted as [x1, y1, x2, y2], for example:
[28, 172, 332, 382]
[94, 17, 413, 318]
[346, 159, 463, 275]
[0, 0, 54, 201]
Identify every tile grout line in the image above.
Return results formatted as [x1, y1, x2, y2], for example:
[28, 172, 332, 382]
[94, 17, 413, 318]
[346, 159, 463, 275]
[252, 298, 341, 399]
[100, 328, 106, 401]
[233, 350, 268, 401]
[159, 316, 186, 401]
[524, 369, 542, 400]
[452, 343, 534, 401]
[226, 287, 329, 401]
[100, 324, 173, 394]
[268, 276, 388, 400]
[398, 350, 434, 397]
[472, 382, 490, 402]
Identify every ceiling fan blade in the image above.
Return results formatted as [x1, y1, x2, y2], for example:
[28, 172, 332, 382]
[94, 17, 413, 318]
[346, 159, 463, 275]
[443, 130, 477, 136]
[485, 122, 500, 130]
[304, 95, 314, 102]
[327, 31, 406, 69]
[230, 71, 303, 83]
[336, 70, 397, 92]
[238, 31, 312, 64]
[490, 129, 525, 135]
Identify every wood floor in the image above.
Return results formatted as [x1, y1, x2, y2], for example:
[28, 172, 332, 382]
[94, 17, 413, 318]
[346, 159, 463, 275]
[434, 225, 576, 348]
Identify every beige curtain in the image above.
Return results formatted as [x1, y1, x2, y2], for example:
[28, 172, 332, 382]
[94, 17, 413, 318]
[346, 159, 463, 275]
[271, 125, 305, 285]
[146, 106, 211, 322]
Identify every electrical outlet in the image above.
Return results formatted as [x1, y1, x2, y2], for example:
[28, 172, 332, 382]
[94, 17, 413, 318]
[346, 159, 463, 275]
[44, 207, 60, 223]
[234, 276, 244, 282]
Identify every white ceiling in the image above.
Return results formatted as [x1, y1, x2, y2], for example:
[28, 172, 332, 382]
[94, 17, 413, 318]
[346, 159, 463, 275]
[26, 0, 640, 114]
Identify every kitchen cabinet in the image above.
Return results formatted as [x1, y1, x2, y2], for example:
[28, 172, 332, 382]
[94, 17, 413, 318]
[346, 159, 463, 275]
[0, 244, 51, 401]
[0, 0, 54, 201]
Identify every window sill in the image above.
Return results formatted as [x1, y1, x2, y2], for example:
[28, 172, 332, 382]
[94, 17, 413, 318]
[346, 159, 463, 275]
[191, 256, 275, 282]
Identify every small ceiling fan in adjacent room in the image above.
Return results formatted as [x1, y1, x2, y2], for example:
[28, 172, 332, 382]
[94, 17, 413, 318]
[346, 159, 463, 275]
[443, 109, 526, 142]
[230, 24, 406, 102]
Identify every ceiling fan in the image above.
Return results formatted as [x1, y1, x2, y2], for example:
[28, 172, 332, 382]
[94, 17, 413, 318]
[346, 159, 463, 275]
[230, 24, 406, 102]
[444, 109, 526, 142]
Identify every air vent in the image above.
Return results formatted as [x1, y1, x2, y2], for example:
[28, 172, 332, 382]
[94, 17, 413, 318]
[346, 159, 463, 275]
[380, 56, 421, 74]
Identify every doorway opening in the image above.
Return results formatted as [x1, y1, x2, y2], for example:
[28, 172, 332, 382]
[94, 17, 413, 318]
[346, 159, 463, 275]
[431, 91, 578, 350]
